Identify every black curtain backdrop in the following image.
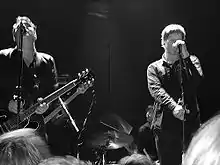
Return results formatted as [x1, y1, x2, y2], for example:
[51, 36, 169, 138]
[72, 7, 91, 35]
[0, 0, 219, 155]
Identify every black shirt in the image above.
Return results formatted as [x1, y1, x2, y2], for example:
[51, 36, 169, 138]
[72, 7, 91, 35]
[0, 47, 57, 115]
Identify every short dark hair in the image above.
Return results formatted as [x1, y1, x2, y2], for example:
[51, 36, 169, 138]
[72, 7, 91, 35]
[12, 16, 37, 41]
[161, 24, 186, 47]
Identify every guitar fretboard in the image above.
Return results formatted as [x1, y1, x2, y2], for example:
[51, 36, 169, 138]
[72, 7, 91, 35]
[44, 91, 80, 124]
[8, 78, 79, 128]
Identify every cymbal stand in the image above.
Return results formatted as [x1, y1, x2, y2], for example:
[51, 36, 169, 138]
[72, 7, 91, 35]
[94, 145, 107, 165]
[76, 89, 96, 159]
[95, 136, 112, 165]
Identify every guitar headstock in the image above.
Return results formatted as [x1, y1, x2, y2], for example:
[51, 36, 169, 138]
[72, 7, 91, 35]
[77, 68, 94, 82]
[77, 79, 94, 94]
[76, 68, 95, 94]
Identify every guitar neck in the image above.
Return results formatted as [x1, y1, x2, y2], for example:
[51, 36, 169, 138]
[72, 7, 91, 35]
[44, 91, 81, 124]
[1, 69, 93, 134]
[22, 79, 78, 120]
[6, 79, 79, 129]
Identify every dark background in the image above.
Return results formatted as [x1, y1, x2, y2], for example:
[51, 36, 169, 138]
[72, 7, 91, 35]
[0, 0, 219, 156]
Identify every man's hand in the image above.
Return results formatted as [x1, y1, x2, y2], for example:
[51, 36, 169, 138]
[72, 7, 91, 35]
[173, 40, 190, 59]
[173, 104, 185, 121]
[35, 98, 49, 114]
[181, 42, 190, 59]
[8, 99, 24, 114]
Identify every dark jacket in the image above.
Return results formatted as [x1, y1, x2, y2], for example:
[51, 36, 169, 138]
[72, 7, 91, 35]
[0, 47, 57, 115]
[147, 54, 203, 131]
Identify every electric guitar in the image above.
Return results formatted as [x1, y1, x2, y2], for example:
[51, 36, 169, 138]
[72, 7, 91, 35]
[43, 77, 94, 124]
[0, 68, 94, 135]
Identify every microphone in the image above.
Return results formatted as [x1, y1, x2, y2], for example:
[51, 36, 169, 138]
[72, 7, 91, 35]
[172, 40, 185, 47]
[18, 21, 27, 35]
[16, 22, 27, 51]
[172, 40, 185, 53]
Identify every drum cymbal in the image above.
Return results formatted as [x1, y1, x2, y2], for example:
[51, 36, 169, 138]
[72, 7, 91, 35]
[85, 113, 133, 150]
[85, 131, 115, 148]
[107, 141, 122, 149]
[106, 131, 133, 149]
[86, 130, 133, 150]
[100, 113, 133, 135]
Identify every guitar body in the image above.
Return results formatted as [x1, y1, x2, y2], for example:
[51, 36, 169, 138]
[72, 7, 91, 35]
[26, 113, 45, 135]
[0, 110, 44, 135]
[0, 68, 94, 136]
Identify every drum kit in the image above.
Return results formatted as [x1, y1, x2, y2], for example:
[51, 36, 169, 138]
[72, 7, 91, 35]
[85, 114, 134, 165]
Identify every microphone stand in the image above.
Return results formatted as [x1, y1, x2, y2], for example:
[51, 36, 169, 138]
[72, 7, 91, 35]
[76, 89, 96, 159]
[177, 46, 190, 159]
[16, 22, 26, 128]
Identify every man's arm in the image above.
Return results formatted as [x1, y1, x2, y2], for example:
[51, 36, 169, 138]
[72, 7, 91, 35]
[35, 54, 58, 115]
[35, 53, 58, 97]
[48, 56, 58, 91]
[147, 63, 178, 111]
[185, 55, 204, 87]
[0, 49, 14, 112]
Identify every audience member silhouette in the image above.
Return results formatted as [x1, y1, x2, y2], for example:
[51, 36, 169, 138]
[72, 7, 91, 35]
[118, 153, 153, 165]
[0, 128, 51, 165]
[183, 113, 220, 165]
[39, 155, 92, 165]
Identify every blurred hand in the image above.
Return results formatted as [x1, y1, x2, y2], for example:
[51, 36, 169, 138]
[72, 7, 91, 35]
[173, 104, 185, 121]
[173, 40, 189, 59]
[8, 99, 24, 114]
[181, 43, 190, 59]
[35, 98, 49, 114]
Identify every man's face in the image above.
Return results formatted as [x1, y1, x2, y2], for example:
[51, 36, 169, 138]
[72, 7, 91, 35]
[164, 32, 183, 55]
[14, 21, 37, 45]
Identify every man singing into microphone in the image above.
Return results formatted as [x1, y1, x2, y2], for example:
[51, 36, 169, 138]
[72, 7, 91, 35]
[146, 24, 204, 165]
[0, 16, 58, 137]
